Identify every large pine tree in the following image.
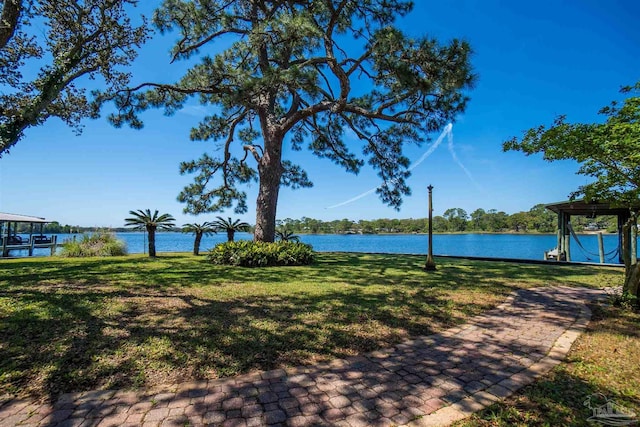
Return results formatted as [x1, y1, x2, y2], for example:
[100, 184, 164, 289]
[107, 0, 475, 242]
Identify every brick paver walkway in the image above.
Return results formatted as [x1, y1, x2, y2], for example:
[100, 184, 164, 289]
[0, 286, 605, 427]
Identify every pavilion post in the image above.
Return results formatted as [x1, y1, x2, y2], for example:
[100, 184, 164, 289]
[4, 222, 11, 257]
[556, 213, 563, 261]
[28, 223, 36, 256]
[563, 215, 571, 262]
[1, 222, 6, 257]
[598, 232, 605, 264]
[28, 223, 34, 256]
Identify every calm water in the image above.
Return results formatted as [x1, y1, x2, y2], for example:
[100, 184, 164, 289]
[17, 231, 624, 263]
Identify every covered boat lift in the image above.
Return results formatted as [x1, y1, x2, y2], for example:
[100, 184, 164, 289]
[545, 200, 638, 264]
[0, 213, 58, 257]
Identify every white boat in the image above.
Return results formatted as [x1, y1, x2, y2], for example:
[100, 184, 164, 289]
[544, 248, 566, 261]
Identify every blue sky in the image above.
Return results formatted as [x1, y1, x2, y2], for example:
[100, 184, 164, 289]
[1, 0, 639, 227]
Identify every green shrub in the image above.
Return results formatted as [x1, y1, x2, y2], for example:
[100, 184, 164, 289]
[59, 232, 127, 257]
[207, 240, 315, 267]
[607, 288, 639, 310]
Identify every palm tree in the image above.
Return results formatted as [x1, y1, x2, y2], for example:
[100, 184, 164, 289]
[125, 209, 176, 257]
[275, 227, 300, 242]
[182, 222, 216, 255]
[212, 216, 250, 242]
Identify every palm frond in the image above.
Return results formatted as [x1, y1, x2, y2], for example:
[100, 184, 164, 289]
[212, 216, 250, 232]
[124, 209, 176, 229]
[275, 228, 300, 242]
[182, 221, 217, 234]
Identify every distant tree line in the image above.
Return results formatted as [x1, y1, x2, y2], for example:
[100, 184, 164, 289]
[275, 204, 618, 234]
[8, 204, 618, 235]
[12, 222, 94, 234]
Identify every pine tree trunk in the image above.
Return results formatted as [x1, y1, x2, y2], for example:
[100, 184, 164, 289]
[0, 0, 22, 49]
[193, 232, 202, 255]
[621, 218, 640, 299]
[623, 262, 640, 299]
[254, 135, 284, 243]
[148, 226, 156, 257]
[620, 215, 640, 297]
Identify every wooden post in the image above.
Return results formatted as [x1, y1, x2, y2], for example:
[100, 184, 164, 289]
[28, 223, 34, 256]
[558, 212, 570, 261]
[3, 222, 11, 257]
[50, 235, 57, 256]
[565, 216, 571, 262]
[598, 232, 605, 264]
[1, 221, 6, 257]
[556, 212, 563, 261]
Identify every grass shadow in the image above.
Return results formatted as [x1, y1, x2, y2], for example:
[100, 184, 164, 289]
[0, 252, 625, 403]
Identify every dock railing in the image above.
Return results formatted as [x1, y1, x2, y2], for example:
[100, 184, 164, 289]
[1, 235, 58, 257]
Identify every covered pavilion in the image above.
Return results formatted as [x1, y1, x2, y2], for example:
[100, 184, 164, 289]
[545, 200, 638, 264]
[0, 212, 58, 257]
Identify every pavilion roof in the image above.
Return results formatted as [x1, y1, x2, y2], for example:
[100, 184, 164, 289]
[0, 212, 49, 223]
[544, 200, 638, 216]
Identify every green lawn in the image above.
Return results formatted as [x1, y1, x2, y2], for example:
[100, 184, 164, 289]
[0, 253, 623, 403]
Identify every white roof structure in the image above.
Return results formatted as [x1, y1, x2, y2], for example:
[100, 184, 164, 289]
[0, 213, 49, 223]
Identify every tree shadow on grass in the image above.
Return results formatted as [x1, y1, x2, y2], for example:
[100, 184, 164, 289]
[0, 253, 624, 406]
[0, 252, 621, 293]
[0, 284, 469, 402]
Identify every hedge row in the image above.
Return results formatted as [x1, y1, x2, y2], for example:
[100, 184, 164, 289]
[207, 240, 315, 267]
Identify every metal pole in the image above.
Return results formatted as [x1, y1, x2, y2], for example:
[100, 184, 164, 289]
[424, 185, 436, 271]
[631, 222, 637, 264]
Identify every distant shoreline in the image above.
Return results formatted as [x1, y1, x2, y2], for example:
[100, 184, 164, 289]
[108, 230, 617, 236]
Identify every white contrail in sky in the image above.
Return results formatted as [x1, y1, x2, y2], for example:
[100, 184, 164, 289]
[406, 123, 453, 173]
[325, 187, 378, 209]
[446, 127, 484, 192]
[326, 124, 453, 209]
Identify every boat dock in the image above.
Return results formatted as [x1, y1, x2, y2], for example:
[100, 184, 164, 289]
[1, 235, 58, 257]
[1, 212, 58, 258]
